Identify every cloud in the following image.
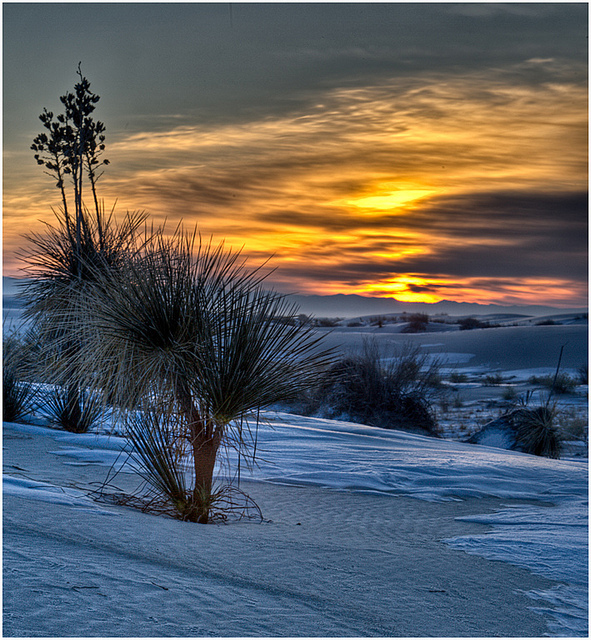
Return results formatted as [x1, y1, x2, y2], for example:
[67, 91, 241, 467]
[5, 67, 587, 306]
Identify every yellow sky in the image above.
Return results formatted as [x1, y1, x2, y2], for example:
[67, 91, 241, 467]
[3, 71, 588, 306]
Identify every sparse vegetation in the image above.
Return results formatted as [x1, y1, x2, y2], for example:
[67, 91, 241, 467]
[298, 340, 442, 435]
[7, 66, 588, 539]
[3, 332, 38, 423]
[449, 372, 468, 384]
[42, 385, 103, 433]
[402, 313, 429, 333]
[458, 317, 499, 330]
[528, 373, 578, 395]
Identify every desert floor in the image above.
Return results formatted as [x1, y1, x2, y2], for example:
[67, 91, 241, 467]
[4, 419, 558, 638]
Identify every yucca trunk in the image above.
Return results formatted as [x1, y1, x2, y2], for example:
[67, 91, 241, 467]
[178, 385, 221, 523]
[189, 427, 221, 523]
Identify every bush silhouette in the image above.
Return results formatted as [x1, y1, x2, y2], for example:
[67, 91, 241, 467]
[307, 340, 441, 435]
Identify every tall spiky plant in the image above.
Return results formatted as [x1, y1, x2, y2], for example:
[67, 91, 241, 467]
[71, 229, 333, 523]
[19, 207, 150, 387]
[23, 66, 148, 431]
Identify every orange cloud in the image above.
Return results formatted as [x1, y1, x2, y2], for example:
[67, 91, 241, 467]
[4, 70, 587, 306]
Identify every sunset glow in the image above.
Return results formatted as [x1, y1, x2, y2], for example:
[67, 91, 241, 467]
[3, 3, 587, 308]
[337, 187, 437, 212]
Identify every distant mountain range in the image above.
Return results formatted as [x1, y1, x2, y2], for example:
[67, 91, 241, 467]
[3, 276, 586, 319]
[286, 293, 588, 319]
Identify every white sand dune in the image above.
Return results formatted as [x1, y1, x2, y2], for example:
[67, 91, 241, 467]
[3, 300, 587, 636]
[318, 323, 587, 372]
[4, 415, 587, 637]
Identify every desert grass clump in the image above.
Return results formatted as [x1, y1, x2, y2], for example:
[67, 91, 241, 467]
[529, 373, 578, 395]
[468, 397, 562, 459]
[42, 385, 103, 433]
[513, 405, 561, 459]
[3, 368, 38, 424]
[304, 339, 442, 435]
[3, 332, 38, 423]
[70, 230, 332, 523]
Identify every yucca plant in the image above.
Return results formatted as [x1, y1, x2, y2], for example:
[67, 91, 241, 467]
[21, 69, 151, 432]
[70, 229, 333, 523]
[3, 332, 38, 423]
[18, 205, 150, 429]
[42, 385, 103, 433]
[3, 369, 37, 423]
[20, 205, 149, 320]
[514, 405, 561, 459]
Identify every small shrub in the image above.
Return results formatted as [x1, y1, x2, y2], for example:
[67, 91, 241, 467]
[535, 319, 558, 326]
[577, 365, 588, 385]
[459, 317, 485, 330]
[557, 409, 588, 442]
[502, 386, 518, 401]
[315, 317, 340, 327]
[43, 385, 103, 433]
[529, 373, 577, 394]
[449, 372, 468, 384]
[402, 313, 429, 333]
[458, 317, 498, 331]
[3, 332, 38, 422]
[369, 315, 387, 328]
[297, 314, 311, 326]
[306, 340, 441, 435]
[484, 373, 505, 385]
[3, 371, 37, 423]
[514, 406, 561, 459]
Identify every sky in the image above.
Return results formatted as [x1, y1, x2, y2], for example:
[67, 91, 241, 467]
[2, 2, 588, 307]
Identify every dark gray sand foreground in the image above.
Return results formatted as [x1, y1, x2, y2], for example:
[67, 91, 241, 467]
[4, 422, 556, 637]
